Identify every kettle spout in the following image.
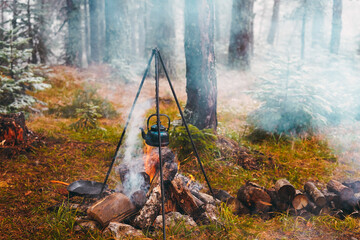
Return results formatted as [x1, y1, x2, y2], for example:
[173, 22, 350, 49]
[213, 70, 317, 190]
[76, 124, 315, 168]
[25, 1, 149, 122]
[140, 127, 146, 140]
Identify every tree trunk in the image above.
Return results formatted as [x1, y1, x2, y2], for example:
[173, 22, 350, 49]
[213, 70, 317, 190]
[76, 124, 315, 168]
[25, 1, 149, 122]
[26, 0, 37, 64]
[66, 0, 83, 67]
[300, 0, 307, 60]
[311, 0, 324, 47]
[267, 0, 280, 45]
[228, 0, 254, 70]
[330, 0, 342, 54]
[147, 0, 176, 77]
[184, 0, 217, 130]
[104, 0, 126, 62]
[89, 0, 102, 63]
[83, 0, 90, 65]
[12, 0, 18, 29]
[37, 0, 47, 64]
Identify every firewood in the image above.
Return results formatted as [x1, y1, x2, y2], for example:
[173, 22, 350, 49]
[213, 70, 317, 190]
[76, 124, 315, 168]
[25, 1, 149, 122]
[169, 174, 199, 216]
[237, 182, 272, 214]
[306, 200, 321, 215]
[292, 190, 309, 210]
[191, 191, 220, 205]
[327, 180, 354, 201]
[266, 187, 289, 212]
[343, 180, 360, 193]
[275, 179, 296, 202]
[87, 193, 137, 227]
[130, 190, 147, 209]
[212, 189, 233, 203]
[226, 197, 250, 215]
[322, 189, 341, 209]
[304, 182, 326, 207]
[133, 185, 162, 229]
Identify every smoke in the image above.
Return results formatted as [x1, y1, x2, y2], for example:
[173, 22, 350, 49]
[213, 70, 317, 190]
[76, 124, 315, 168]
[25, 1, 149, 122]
[115, 99, 153, 197]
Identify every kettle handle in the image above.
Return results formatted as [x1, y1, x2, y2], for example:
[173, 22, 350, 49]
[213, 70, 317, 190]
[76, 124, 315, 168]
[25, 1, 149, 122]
[147, 114, 171, 131]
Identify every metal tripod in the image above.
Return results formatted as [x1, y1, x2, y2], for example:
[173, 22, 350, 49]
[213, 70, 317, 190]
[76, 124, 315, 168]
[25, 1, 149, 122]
[101, 48, 215, 240]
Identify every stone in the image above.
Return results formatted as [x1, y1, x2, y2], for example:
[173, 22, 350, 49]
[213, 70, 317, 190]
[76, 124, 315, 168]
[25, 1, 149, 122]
[103, 222, 144, 239]
[194, 204, 219, 225]
[154, 212, 197, 230]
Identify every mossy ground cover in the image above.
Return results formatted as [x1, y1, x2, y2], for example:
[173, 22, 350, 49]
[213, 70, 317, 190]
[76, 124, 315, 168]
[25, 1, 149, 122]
[1, 66, 360, 239]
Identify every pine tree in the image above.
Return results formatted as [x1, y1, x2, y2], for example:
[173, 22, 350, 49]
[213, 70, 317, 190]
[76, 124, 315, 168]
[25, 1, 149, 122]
[0, 27, 49, 113]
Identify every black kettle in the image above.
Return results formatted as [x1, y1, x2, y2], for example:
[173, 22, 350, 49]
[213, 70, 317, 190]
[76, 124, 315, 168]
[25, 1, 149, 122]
[140, 114, 170, 147]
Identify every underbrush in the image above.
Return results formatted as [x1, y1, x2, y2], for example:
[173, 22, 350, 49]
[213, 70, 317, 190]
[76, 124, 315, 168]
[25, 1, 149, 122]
[3, 66, 359, 240]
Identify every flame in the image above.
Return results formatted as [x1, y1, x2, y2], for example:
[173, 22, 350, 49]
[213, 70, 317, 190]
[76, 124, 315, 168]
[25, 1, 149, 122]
[186, 174, 195, 187]
[143, 145, 158, 182]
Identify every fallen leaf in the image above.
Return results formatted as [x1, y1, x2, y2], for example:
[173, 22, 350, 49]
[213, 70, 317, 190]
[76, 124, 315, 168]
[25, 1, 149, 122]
[25, 191, 32, 196]
[0, 181, 9, 188]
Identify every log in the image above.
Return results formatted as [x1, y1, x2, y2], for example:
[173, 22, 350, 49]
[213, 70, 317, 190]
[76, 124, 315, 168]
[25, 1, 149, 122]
[0, 112, 29, 145]
[226, 197, 250, 215]
[292, 190, 309, 210]
[87, 193, 137, 227]
[327, 180, 354, 201]
[275, 179, 296, 202]
[212, 189, 233, 203]
[304, 182, 326, 207]
[169, 174, 199, 216]
[306, 200, 321, 215]
[266, 187, 289, 212]
[191, 191, 220, 205]
[237, 182, 272, 214]
[322, 189, 341, 209]
[133, 185, 162, 229]
[343, 180, 360, 193]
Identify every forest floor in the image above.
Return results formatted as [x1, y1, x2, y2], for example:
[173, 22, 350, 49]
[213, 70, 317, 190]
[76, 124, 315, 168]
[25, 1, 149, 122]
[1, 65, 360, 239]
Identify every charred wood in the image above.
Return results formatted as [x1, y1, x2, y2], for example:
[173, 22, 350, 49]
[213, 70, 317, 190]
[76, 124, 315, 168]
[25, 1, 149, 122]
[133, 185, 162, 229]
[169, 175, 199, 216]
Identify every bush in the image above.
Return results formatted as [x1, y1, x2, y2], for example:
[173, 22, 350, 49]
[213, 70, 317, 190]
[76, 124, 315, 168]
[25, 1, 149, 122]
[49, 87, 118, 119]
[249, 56, 340, 136]
[169, 124, 217, 164]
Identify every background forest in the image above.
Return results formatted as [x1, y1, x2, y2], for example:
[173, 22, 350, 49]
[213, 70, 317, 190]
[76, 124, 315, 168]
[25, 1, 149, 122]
[1, 0, 360, 239]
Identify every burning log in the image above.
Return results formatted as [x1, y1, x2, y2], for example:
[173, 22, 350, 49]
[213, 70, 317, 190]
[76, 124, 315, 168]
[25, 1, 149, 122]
[304, 182, 327, 207]
[87, 193, 137, 227]
[133, 185, 162, 229]
[275, 179, 296, 203]
[130, 190, 147, 209]
[169, 174, 199, 216]
[237, 182, 272, 214]
[292, 190, 309, 210]
[327, 180, 354, 201]
[0, 112, 29, 146]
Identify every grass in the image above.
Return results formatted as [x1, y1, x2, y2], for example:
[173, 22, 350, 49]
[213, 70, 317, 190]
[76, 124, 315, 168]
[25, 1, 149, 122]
[2, 65, 360, 240]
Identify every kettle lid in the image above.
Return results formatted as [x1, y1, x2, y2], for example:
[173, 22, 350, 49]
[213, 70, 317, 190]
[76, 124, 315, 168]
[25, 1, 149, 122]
[150, 123, 166, 132]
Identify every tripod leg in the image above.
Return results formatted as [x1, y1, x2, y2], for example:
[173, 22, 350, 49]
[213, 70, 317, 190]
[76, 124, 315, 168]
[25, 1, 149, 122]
[154, 49, 167, 240]
[158, 52, 215, 198]
[100, 51, 155, 195]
